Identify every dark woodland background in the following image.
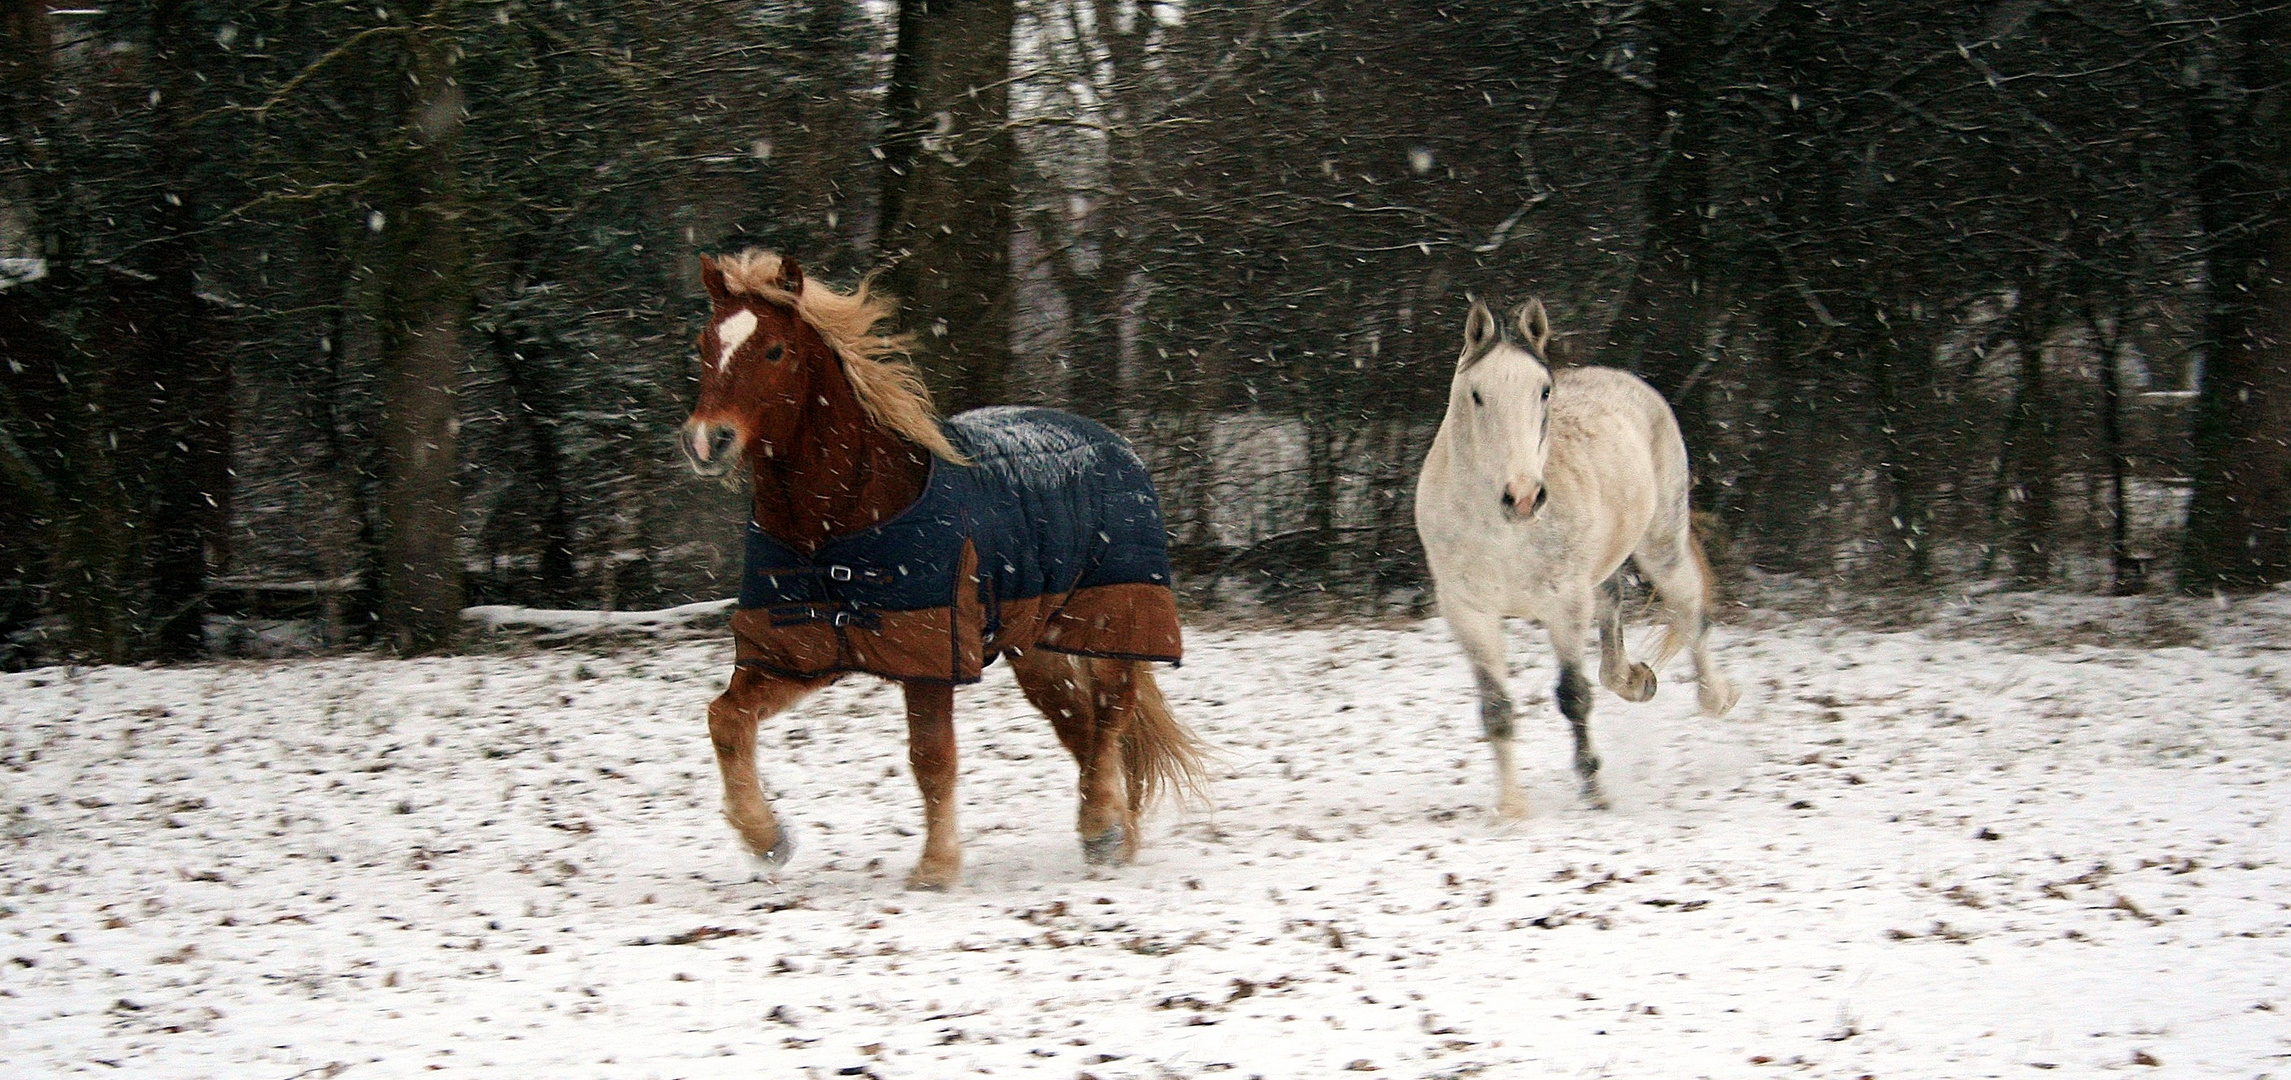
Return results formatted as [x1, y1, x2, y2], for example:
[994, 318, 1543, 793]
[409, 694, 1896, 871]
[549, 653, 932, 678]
[2, 0, 2287, 666]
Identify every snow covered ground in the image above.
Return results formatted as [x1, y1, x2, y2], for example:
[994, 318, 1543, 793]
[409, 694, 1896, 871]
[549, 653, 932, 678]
[4, 591, 2289, 1079]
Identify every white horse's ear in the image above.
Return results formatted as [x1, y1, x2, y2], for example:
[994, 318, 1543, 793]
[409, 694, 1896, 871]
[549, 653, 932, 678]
[1511, 298, 1551, 356]
[1461, 299, 1499, 368]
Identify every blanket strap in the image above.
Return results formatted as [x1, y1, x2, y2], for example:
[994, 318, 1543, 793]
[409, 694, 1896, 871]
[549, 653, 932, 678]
[751, 564, 898, 585]
[765, 603, 884, 630]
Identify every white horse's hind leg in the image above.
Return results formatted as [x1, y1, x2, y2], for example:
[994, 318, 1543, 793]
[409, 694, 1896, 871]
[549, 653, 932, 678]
[1441, 602, 1529, 820]
[1545, 593, 1608, 809]
[1636, 526, 1740, 717]
[1596, 573, 1658, 703]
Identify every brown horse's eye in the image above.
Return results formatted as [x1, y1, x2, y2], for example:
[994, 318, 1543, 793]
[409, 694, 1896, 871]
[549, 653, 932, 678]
[764, 344, 784, 362]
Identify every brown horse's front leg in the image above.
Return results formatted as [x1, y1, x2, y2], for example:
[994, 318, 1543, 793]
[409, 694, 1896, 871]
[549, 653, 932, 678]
[708, 666, 835, 867]
[901, 681, 961, 890]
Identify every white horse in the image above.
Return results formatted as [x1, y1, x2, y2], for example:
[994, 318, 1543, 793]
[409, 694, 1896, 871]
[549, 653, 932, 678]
[1415, 298, 1738, 817]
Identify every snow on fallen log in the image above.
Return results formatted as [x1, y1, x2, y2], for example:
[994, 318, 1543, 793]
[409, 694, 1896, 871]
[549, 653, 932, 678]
[461, 598, 736, 640]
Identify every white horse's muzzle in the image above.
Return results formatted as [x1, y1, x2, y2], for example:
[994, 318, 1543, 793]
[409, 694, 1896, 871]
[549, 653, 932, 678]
[1501, 479, 1548, 521]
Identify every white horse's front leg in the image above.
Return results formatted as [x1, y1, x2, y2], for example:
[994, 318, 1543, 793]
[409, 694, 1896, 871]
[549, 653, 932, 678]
[1545, 595, 1607, 810]
[1443, 601, 1527, 820]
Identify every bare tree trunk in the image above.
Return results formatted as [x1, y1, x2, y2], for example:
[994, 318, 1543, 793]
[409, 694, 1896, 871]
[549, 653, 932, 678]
[0, 0, 59, 641]
[2084, 305, 2143, 594]
[372, 10, 467, 653]
[2180, 8, 2291, 591]
[146, 0, 230, 659]
[0, 0, 48, 148]
[1870, 296, 1934, 584]
[0, 0, 135, 661]
[879, 0, 1016, 414]
[1371, 416, 1431, 599]
[2182, 210, 2291, 590]
[1604, 0, 1719, 397]
[1047, 0, 1155, 422]
[1738, 0, 1847, 577]
[1301, 414, 1342, 577]
[2003, 297, 2057, 586]
[1742, 261, 1832, 574]
[489, 333, 578, 607]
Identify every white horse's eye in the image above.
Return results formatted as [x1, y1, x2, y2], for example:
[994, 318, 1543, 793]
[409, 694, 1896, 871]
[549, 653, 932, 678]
[1540, 385, 1551, 401]
[1471, 390, 1483, 406]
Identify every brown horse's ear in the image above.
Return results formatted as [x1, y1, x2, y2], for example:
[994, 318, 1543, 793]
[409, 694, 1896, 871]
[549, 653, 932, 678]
[776, 256, 804, 295]
[699, 255, 728, 302]
[1510, 298, 1551, 356]
[1460, 298, 1499, 368]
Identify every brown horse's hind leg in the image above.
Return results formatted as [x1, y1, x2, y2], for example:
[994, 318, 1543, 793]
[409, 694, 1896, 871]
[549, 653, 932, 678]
[708, 666, 837, 867]
[1596, 573, 1658, 702]
[1010, 649, 1136, 866]
[900, 681, 962, 890]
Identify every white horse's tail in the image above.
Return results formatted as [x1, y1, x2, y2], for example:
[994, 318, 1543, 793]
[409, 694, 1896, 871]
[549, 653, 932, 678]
[1649, 511, 1722, 670]
[1650, 625, 1687, 670]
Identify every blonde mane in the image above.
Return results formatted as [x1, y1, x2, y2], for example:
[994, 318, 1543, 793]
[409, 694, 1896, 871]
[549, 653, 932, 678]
[715, 249, 969, 465]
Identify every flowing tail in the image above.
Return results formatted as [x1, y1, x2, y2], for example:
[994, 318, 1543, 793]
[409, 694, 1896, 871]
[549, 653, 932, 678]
[1120, 661, 1211, 813]
[1649, 512, 1723, 671]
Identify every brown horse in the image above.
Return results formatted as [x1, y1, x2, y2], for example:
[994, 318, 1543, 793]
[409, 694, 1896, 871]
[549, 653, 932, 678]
[679, 250, 1205, 891]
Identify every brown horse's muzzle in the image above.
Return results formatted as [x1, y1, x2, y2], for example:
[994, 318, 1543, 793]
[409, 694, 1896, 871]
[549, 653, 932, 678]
[681, 419, 742, 477]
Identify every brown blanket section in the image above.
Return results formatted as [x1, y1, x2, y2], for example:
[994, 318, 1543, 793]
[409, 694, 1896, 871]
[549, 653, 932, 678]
[731, 540, 1181, 684]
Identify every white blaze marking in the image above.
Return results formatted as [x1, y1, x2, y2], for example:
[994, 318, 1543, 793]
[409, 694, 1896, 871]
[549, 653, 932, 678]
[714, 309, 757, 371]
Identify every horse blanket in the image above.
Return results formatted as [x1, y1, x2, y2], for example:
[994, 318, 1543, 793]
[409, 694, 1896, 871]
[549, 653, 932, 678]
[730, 406, 1183, 683]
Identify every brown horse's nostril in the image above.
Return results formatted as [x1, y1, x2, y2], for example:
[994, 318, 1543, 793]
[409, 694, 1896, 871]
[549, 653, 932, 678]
[681, 422, 742, 475]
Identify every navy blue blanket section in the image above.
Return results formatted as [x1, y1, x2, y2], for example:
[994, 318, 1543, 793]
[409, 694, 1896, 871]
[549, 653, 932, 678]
[739, 406, 1173, 631]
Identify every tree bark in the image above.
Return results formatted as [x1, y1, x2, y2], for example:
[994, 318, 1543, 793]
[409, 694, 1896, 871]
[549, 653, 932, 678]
[2091, 307, 2142, 594]
[372, 10, 468, 653]
[1870, 296, 1935, 584]
[488, 326, 577, 606]
[1604, 0, 1719, 398]
[2180, 7, 2291, 590]
[2005, 295, 2057, 586]
[1051, 0, 1155, 421]
[878, 0, 1016, 415]
[0, 0, 48, 141]
[0, 0, 131, 661]
[145, 0, 231, 659]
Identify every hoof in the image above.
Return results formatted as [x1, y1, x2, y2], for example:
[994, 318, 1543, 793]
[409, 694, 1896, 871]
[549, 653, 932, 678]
[1700, 678, 1740, 716]
[1576, 759, 1607, 810]
[760, 832, 797, 868]
[904, 873, 954, 892]
[1081, 825, 1127, 867]
[1624, 663, 1658, 702]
